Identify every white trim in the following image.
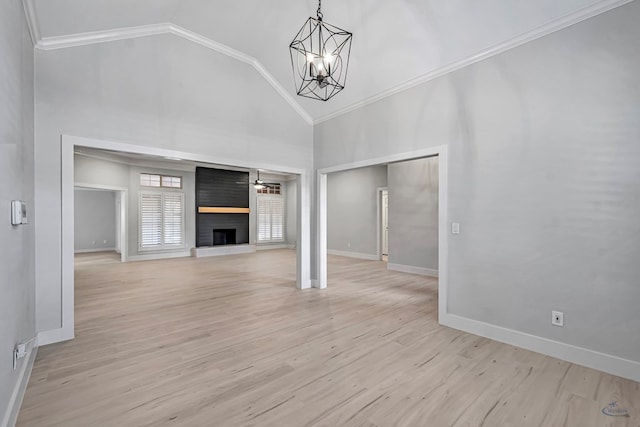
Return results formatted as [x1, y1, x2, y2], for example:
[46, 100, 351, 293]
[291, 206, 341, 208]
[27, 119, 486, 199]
[59, 135, 312, 345]
[387, 263, 438, 277]
[327, 249, 379, 261]
[440, 313, 640, 383]
[316, 145, 448, 306]
[33, 23, 313, 125]
[37, 327, 73, 346]
[313, 0, 636, 124]
[191, 245, 256, 258]
[21, 0, 40, 46]
[127, 250, 192, 262]
[60, 136, 75, 343]
[376, 187, 388, 260]
[74, 247, 116, 254]
[1, 342, 38, 427]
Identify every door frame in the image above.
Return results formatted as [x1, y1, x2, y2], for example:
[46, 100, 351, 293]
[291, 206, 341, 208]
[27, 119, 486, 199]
[316, 145, 448, 323]
[50, 134, 311, 346]
[74, 184, 128, 263]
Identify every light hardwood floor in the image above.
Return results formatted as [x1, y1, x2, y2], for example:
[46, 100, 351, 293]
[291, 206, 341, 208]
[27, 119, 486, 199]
[18, 250, 639, 426]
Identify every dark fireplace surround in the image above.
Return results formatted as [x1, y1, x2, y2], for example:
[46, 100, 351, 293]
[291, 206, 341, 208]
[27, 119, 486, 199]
[196, 167, 250, 247]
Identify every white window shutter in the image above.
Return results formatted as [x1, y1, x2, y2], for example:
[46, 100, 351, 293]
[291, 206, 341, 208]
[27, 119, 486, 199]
[163, 193, 184, 245]
[257, 195, 285, 243]
[139, 191, 185, 249]
[140, 192, 162, 247]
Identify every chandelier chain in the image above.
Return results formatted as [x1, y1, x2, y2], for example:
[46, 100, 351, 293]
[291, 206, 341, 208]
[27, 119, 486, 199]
[317, 0, 323, 20]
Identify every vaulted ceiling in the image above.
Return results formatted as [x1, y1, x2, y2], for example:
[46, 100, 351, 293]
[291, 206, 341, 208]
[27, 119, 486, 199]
[29, 0, 630, 123]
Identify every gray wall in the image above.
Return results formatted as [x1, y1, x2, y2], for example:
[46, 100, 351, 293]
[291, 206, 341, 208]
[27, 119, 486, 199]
[388, 157, 438, 271]
[0, 0, 35, 420]
[35, 34, 313, 332]
[315, 3, 640, 363]
[327, 166, 388, 256]
[74, 189, 117, 252]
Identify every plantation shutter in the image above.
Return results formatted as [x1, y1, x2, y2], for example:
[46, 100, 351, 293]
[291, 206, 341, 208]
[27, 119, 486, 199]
[163, 193, 184, 245]
[257, 196, 284, 242]
[140, 192, 162, 247]
[140, 191, 184, 249]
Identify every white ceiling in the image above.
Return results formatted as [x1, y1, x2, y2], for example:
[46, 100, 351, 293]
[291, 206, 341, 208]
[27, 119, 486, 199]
[32, 0, 625, 122]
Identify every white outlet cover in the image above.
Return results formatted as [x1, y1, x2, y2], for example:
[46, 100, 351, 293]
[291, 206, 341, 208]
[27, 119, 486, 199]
[552, 310, 564, 327]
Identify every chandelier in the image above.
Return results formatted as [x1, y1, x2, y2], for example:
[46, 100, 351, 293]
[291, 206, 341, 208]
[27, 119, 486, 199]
[289, 0, 352, 101]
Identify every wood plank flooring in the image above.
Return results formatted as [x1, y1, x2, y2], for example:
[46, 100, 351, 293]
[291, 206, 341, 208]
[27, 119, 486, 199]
[18, 250, 639, 426]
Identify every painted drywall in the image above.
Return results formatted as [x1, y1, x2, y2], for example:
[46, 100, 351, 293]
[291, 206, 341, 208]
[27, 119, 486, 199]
[0, 0, 35, 422]
[315, 2, 640, 364]
[327, 166, 388, 257]
[387, 157, 438, 271]
[75, 154, 130, 188]
[74, 189, 116, 252]
[35, 33, 312, 332]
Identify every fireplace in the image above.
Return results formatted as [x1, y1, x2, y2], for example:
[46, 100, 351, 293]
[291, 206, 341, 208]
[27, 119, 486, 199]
[213, 229, 236, 246]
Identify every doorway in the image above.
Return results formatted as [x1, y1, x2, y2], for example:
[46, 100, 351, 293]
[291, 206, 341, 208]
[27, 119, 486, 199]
[317, 145, 448, 322]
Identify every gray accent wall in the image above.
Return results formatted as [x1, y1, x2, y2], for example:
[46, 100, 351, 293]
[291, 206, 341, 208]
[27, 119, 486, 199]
[0, 0, 35, 421]
[35, 34, 312, 332]
[388, 157, 438, 271]
[315, 3, 640, 363]
[327, 166, 388, 257]
[74, 189, 117, 252]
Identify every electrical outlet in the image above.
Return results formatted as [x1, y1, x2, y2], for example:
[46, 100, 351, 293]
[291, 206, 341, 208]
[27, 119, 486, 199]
[103, 240, 107, 244]
[552, 311, 564, 327]
[347, 242, 351, 248]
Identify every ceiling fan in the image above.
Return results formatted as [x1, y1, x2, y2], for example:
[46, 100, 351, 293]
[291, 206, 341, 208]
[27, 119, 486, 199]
[253, 170, 279, 190]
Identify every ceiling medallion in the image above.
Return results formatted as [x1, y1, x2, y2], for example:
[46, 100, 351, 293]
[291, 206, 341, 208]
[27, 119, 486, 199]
[289, 0, 352, 101]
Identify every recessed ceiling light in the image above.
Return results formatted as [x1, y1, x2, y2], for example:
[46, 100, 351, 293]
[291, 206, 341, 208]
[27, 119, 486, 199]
[164, 156, 182, 161]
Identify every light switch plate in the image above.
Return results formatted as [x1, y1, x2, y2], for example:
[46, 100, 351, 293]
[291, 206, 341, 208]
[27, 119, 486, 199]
[451, 222, 460, 234]
[11, 200, 27, 225]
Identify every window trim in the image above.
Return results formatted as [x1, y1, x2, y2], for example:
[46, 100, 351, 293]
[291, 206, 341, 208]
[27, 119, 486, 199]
[140, 173, 183, 189]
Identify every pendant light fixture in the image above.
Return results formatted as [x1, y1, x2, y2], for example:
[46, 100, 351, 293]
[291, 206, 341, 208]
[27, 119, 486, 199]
[289, 0, 352, 101]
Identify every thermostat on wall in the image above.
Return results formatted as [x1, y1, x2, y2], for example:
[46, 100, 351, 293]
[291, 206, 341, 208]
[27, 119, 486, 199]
[11, 200, 27, 225]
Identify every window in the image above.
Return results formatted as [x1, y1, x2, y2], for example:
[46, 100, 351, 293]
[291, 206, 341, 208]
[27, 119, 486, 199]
[140, 173, 182, 189]
[257, 195, 284, 243]
[256, 184, 281, 195]
[139, 191, 185, 250]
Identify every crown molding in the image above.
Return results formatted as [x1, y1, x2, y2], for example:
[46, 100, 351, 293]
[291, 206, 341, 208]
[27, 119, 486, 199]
[21, 0, 40, 45]
[313, 0, 636, 124]
[29, 21, 313, 125]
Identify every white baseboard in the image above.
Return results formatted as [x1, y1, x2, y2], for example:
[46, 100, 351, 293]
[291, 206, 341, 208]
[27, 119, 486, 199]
[1, 342, 38, 427]
[37, 327, 74, 346]
[74, 247, 116, 254]
[256, 244, 295, 251]
[387, 263, 439, 277]
[127, 250, 192, 262]
[327, 249, 379, 261]
[440, 313, 640, 383]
